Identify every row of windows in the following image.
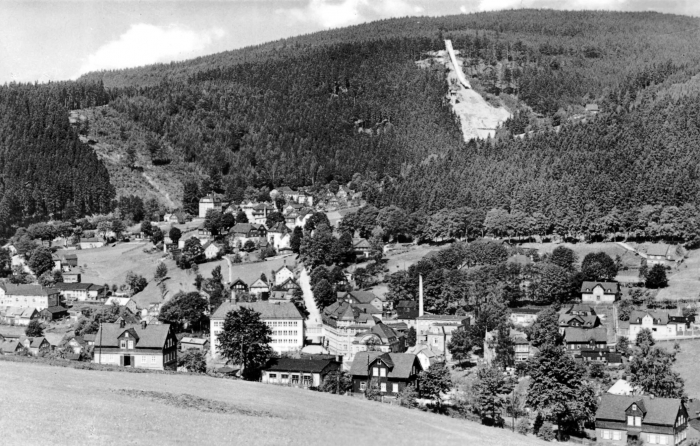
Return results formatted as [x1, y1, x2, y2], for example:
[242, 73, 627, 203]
[271, 339, 297, 344]
[271, 321, 298, 327]
[627, 415, 641, 427]
[268, 374, 312, 386]
[645, 433, 669, 444]
[372, 367, 387, 377]
[599, 430, 621, 441]
[675, 431, 687, 444]
[272, 330, 298, 336]
[359, 382, 399, 393]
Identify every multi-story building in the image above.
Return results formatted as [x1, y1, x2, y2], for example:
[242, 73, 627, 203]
[350, 352, 421, 397]
[322, 301, 384, 362]
[484, 328, 536, 364]
[0, 284, 60, 310]
[210, 301, 304, 357]
[595, 394, 688, 445]
[198, 194, 222, 218]
[559, 304, 601, 334]
[93, 320, 177, 370]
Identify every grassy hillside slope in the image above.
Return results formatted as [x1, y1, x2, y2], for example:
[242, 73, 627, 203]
[0, 361, 543, 446]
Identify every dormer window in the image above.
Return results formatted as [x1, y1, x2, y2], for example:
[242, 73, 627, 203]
[120, 340, 127, 349]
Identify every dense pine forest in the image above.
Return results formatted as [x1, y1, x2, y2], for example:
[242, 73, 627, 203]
[5, 10, 700, 239]
[0, 82, 114, 236]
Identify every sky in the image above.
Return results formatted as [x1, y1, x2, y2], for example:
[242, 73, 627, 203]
[0, 0, 698, 84]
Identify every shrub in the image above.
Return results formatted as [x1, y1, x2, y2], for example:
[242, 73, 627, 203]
[516, 418, 530, 435]
[539, 422, 555, 441]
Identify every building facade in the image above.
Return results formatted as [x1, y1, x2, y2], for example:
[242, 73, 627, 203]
[0, 284, 60, 310]
[93, 321, 177, 370]
[350, 352, 421, 397]
[210, 301, 304, 357]
[581, 281, 620, 303]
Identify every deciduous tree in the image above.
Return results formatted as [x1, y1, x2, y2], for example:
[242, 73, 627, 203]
[217, 307, 273, 379]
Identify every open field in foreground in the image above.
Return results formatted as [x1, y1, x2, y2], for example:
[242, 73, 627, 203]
[0, 361, 543, 446]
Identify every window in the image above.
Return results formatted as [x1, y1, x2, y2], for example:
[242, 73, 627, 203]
[373, 367, 379, 376]
[120, 340, 126, 349]
[635, 416, 641, 427]
[648, 434, 657, 444]
[152, 356, 156, 363]
[628, 416, 634, 426]
[128, 340, 134, 349]
[360, 381, 366, 391]
[380, 368, 386, 377]
[602, 430, 610, 440]
[660, 435, 667, 445]
[380, 383, 386, 392]
[393, 383, 399, 393]
[281, 374, 288, 380]
[612, 431, 621, 441]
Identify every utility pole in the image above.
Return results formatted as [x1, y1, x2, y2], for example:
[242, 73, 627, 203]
[98, 321, 103, 364]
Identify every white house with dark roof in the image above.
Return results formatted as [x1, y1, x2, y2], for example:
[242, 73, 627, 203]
[628, 310, 677, 340]
[93, 320, 177, 370]
[210, 301, 304, 357]
[273, 264, 295, 286]
[646, 244, 679, 266]
[0, 284, 60, 310]
[199, 194, 222, 218]
[595, 394, 687, 445]
[581, 281, 620, 303]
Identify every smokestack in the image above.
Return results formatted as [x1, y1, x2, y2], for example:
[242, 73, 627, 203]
[419, 275, 424, 317]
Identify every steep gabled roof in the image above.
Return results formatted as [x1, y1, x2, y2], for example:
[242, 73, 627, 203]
[580, 281, 619, 293]
[629, 310, 669, 325]
[596, 394, 683, 426]
[347, 290, 380, 304]
[350, 352, 419, 379]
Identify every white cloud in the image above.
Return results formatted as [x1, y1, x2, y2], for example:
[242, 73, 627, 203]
[460, 5, 469, 13]
[278, 0, 423, 29]
[74, 24, 225, 77]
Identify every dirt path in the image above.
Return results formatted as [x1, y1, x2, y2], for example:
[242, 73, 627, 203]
[142, 171, 176, 208]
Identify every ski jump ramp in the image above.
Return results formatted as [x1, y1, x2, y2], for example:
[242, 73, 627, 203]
[444, 39, 471, 89]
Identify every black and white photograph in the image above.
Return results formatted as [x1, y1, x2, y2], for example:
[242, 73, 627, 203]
[1, 0, 699, 444]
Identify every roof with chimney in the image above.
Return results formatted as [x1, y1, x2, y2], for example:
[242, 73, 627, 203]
[0, 283, 59, 296]
[629, 310, 669, 326]
[350, 352, 419, 379]
[581, 281, 619, 294]
[596, 394, 684, 427]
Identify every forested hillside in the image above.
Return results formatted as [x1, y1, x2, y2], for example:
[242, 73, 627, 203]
[5, 10, 700, 239]
[0, 82, 114, 236]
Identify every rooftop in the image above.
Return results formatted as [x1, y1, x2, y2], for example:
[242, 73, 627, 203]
[212, 301, 302, 320]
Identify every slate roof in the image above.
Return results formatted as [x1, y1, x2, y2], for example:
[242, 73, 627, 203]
[264, 358, 337, 373]
[563, 304, 596, 315]
[629, 310, 669, 326]
[581, 281, 619, 293]
[350, 352, 418, 379]
[346, 290, 380, 304]
[232, 223, 265, 234]
[596, 394, 683, 426]
[211, 301, 302, 320]
[0, 284, 59, 296]
[94, 323, 171, 349]
[564, 327, 608, 343]
[42, 306, 68, 314]
[0, 339, 21, 353]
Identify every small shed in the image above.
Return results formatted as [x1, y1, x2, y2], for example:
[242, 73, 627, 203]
[180, 337, 209, 352]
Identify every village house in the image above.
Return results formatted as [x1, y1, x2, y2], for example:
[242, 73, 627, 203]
[249, 278, 270, 299]
[564, 327, 608, 352]
[669, 314, 694, 335]
[580, 348, 623, 366]
[581, 281, 620, 303]
[350, 352, 422, 397]
[283, 202, 303, 215]
[595, 394, 687, 445]
[203, 240, 224, 260]
[19, 336, 51, 356]
[39, 306, 68, 322]
[349, 322, 405, 361]
[275, 278, 300, 294]
[199, 194, 222, 218]
[273, 264, 295, 286]
[93, 321, 177, 370]
[406, 344, 445, 370]
[0, 339, 24, 355]
[646, 244, 679, 266]
[248, 203, 275, 226]
[210, 301, 304, 357]
[261, 357, 341, 388]
[484, 328, 537, 364]
[60, 253, 78, 271]
[267, 222, 292, 251]
[353, 238, 373, 258]
[229, 223, 267, 247]
[105, 296, 139, 314]
[629, 310, 677, 341]
[0, 284, 61, 310]
[228, 278, 249, 300]
[415, 314, 470, 345]
[52, 283, 106, 302]
[180, 337, 209, 352]
[339, 290, 384, 312]
[559, 304, 601, 333]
